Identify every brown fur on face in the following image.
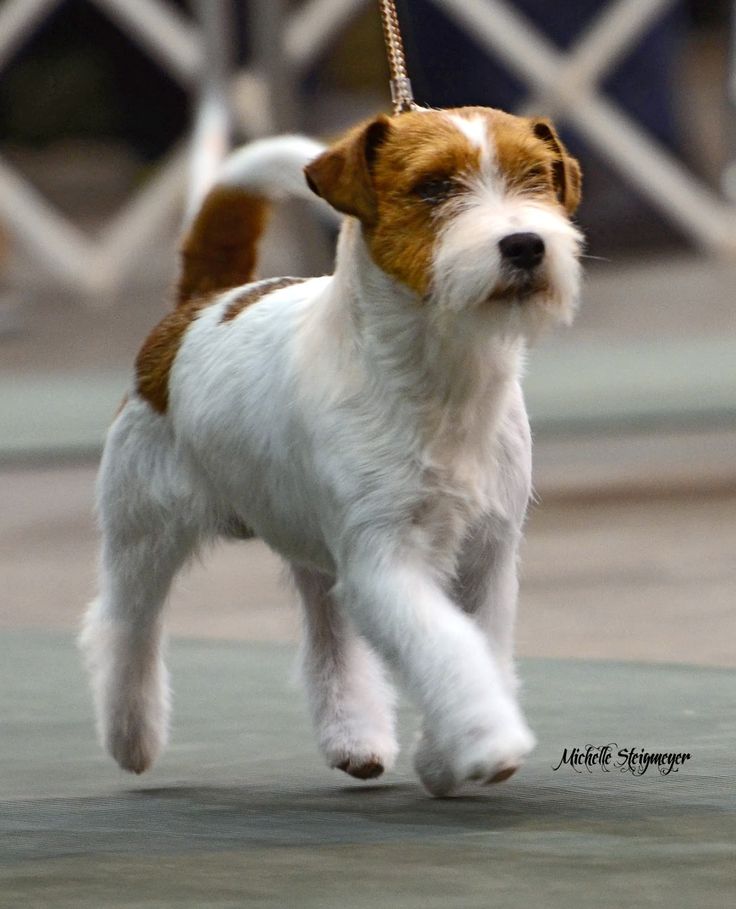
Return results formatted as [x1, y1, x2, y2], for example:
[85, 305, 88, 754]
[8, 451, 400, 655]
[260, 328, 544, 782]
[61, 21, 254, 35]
[305, 107, 582, 297]
[367, 112, 483, 296]
[304, 117, 392, 225]
[529, 118, 582, 215]
[306, 111, 482, 296]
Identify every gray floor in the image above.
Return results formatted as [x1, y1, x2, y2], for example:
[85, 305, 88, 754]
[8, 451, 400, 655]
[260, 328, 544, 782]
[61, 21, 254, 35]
[2, 633, 734, 909]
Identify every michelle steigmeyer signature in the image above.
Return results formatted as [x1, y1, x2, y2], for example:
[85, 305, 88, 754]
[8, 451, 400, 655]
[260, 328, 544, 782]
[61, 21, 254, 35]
[552, 744, 692, 775]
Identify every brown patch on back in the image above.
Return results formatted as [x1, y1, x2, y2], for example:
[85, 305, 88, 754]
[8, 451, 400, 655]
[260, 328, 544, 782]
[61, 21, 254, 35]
[177, 186, 268, 305]
[220, 276, 306, 323]
[136, 277, 307, 413]
[135, 294, 215, 413]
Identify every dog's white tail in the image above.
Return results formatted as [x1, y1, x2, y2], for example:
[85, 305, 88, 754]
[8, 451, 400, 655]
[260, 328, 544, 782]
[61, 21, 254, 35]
[177, 136, 325, 305]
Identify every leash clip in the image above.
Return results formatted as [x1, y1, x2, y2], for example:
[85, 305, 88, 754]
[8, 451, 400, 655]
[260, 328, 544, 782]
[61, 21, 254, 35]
[379, 0, 417, 115]
[390, 77, 417, 113]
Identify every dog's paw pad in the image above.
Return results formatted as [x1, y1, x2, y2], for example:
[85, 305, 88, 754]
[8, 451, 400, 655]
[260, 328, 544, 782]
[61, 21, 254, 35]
[335, 757, 385, 780]
[324, 730, 398, 780]
[485, 764, 518, 785]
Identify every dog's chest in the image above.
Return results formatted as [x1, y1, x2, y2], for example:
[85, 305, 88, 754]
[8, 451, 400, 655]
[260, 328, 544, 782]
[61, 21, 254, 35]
[407, 435, 503, 568]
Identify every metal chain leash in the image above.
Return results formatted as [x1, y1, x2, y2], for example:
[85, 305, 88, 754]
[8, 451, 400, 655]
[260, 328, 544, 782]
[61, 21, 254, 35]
[378, 0, 418, 114]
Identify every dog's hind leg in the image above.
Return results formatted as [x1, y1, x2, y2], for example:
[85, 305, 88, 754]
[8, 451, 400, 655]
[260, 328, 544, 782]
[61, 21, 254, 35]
[292, 564, 399, 780]
[80, 404, 201, 774]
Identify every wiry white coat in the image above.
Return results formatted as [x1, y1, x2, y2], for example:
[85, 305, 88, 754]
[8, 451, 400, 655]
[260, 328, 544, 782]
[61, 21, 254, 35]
[81, 121, 582, 796]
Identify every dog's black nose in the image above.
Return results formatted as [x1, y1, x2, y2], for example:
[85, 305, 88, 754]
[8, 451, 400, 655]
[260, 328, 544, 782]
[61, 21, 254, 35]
[498, 233, 545, 270]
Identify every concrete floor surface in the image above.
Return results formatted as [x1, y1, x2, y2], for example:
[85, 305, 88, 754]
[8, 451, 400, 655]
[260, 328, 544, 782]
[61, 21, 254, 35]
[1, 634, 734, 909]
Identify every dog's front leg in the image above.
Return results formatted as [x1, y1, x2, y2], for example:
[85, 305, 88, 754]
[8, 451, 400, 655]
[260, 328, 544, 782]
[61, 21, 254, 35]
[335, 553, 535, 796]
[292, 564, 398, 780]
[454, 534, 523, 697]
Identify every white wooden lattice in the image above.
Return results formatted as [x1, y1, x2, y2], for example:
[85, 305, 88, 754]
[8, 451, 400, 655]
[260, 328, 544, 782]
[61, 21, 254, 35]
[0, 0, 734, 299]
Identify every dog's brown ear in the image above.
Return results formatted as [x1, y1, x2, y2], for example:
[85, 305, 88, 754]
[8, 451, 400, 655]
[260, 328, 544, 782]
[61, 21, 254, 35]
[304, 114, 392, 225]
[531, 119, 582, 215]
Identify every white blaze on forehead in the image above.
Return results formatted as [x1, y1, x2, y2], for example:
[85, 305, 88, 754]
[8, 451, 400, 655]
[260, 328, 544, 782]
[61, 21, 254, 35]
[446, 113, 495, 175]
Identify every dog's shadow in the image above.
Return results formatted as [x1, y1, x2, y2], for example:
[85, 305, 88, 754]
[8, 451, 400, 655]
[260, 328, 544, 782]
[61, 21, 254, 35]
[124, 772, 694, 839]
[4, 770, 719, 865]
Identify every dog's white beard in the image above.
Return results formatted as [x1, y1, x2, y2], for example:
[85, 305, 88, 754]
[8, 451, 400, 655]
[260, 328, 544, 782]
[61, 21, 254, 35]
[430, 194, 583, 339]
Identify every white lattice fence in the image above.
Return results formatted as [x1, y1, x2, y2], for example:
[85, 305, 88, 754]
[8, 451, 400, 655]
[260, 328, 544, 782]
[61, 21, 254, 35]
[0, 0, 203, 296]
[1, 0, 734, 300]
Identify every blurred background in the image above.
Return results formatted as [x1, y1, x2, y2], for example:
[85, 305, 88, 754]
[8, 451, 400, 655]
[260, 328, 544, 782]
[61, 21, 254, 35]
[1, 0, 734, 667]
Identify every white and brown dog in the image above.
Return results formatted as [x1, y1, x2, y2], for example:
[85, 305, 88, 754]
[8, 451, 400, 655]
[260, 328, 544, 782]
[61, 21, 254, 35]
[80, 106, 582, 796]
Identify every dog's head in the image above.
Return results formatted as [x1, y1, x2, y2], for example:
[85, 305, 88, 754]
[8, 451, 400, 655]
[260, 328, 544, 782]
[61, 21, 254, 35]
[305, 107, 583, 333]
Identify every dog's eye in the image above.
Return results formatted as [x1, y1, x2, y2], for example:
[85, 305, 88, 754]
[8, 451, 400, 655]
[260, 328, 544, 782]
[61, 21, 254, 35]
[412, 176, 457, 205]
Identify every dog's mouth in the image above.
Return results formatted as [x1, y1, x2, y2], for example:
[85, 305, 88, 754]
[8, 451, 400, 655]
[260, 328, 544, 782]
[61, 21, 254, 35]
[484, 269, 549, 305]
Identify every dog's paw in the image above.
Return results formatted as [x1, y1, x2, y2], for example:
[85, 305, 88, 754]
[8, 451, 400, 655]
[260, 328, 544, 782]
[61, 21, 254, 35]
[101, 674, 170, 775]
[414, 717, 535, 797]
[106, 709, 168, 775]
[323, 732, 399, 782]
[80, 608, 170, 775]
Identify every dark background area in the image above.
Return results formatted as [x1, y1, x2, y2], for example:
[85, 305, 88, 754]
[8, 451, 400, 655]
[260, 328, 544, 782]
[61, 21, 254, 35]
[0, 0, 733, 255]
